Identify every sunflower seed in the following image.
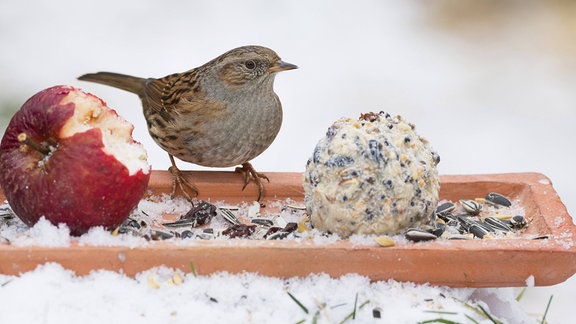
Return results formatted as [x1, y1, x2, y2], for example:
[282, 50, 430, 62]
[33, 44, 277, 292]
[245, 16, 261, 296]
[485, 192, 512, 207]
[474, 219, 495, 233]
[460, 199, 482, 215]
[218, 205, 239, 211]
[181, 230, 194, 239]
[469, 224, 490, 238]
[148, 230, 174, 240]
[196, 228, 215, 240]
[263, 226, 282, 239]
[251, 226, 269, 240]
[509, 215, 527, 229]
[435, 202, 455, 218]
[122, 218, 142, 229]
[484, 216, 512, 232]
[267, 231, 291, 240]
[251, 218, 274, 227]
[405, 228, 438, 242]
[456, 215, 473, 231]
[281, 204, 307, 213]
[162, 219, 195, 228]
[219, 208, 241, 225]
[430, 221, 446, 237]
[0, 208, 15, 219]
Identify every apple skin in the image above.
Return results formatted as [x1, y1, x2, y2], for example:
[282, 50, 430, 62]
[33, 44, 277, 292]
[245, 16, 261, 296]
[0, 85, 150, 235]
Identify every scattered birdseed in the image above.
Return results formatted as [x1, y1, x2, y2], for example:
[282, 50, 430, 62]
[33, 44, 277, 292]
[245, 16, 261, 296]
[0, 190, 532, 246]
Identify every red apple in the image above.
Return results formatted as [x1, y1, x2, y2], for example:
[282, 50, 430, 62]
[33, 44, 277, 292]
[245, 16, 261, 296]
[0, 85, 151, 235]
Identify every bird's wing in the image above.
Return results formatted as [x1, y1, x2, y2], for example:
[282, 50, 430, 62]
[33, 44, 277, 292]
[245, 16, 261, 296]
[143, 70, 227, 125]
[141, 71, 192, 123]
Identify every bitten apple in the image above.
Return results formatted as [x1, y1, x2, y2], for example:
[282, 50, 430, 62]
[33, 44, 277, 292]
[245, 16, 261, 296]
[0, 85, 151, 235]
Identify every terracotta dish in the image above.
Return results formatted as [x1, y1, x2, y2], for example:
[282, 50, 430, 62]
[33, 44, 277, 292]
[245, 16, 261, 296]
[1, 171, 575, 287]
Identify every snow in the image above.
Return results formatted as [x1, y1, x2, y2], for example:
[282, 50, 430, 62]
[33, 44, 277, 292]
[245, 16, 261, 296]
[470, 289, 534, 324]
[1, 217, 71, 247]
[0, 263, 535, 324]
[1, 0, 575, 323]
[526, 275, 535, 288]
[539, 179, 551, 185]
[78, 226, 147, 248]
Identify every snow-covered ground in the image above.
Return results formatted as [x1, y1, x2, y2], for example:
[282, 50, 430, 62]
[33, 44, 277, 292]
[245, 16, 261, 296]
[0, 263, 538, 324]
[0, 1, 574, 322]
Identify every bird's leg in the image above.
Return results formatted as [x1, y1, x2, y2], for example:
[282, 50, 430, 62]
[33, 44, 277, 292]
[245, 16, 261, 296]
[168, 154, 198, 203]
[235, 162, 269, 202]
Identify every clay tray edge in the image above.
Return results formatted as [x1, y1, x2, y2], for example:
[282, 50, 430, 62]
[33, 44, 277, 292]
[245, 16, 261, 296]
[1, 171, 575, 287]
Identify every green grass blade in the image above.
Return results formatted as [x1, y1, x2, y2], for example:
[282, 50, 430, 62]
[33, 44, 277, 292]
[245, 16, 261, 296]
[423, 310, 459, 315]
[515, 288, 526, 301]
[418, 319, 462, 324]
[189, 260, 197, 277]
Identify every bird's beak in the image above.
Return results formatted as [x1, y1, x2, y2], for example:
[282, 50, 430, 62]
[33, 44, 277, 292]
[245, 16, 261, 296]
[269, 60, 298, 73]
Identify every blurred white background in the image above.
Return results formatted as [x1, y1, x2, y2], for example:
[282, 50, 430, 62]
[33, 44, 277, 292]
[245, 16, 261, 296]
[1, 0, 575, 321]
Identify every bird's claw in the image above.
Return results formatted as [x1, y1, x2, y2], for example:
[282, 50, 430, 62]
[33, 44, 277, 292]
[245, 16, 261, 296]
[168, 155, 198, 203]
[235, 162, 269, 202]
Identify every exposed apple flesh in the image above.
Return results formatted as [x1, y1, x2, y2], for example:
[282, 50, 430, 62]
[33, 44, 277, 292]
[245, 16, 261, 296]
[0, 85, 150, 235]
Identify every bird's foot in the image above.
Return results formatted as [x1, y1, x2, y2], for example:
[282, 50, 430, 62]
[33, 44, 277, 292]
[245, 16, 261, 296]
[168, 155, 198, 203]
[235, 162, 269, 202]
[169, 166, 199, 203]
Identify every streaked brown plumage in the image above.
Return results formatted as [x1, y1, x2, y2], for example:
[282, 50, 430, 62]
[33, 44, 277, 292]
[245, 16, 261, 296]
[78, 45, 297, 201]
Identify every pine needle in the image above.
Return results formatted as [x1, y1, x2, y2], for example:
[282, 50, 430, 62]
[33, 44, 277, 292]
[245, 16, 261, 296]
[541, 294, 553, 324]
[339, 300, 369, 323]
[330, 302, 347, 309]
[312, 309, 320, 324]
[418, 310, 462, 324]
[423, 310, 459, 315]
[477, 304, 500, 324]
[464, 314, 480, 324]
[458, 299, 502, 324]
[461, 302, 503, 324]
[287, 292, 309, 314]
[353, 293, 359, 319]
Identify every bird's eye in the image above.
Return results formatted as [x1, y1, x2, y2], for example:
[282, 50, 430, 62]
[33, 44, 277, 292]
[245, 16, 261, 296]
[244, 60, 256, 69]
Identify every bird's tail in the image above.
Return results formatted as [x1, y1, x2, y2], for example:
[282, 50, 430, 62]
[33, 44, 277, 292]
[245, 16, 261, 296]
[78, 72, 146, 95]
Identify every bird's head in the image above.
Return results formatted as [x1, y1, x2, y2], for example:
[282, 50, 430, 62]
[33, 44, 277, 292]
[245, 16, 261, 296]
[213, 45, 297, 89]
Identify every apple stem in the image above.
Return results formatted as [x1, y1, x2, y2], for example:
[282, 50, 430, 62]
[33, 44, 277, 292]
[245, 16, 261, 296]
[17, 133, 51, 156]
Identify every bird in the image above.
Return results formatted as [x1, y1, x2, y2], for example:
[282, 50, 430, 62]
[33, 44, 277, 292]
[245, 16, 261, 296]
[78, 45, 297, 202]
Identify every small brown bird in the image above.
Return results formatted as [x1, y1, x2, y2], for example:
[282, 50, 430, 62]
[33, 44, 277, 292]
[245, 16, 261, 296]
[78, 45, 297, 201]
